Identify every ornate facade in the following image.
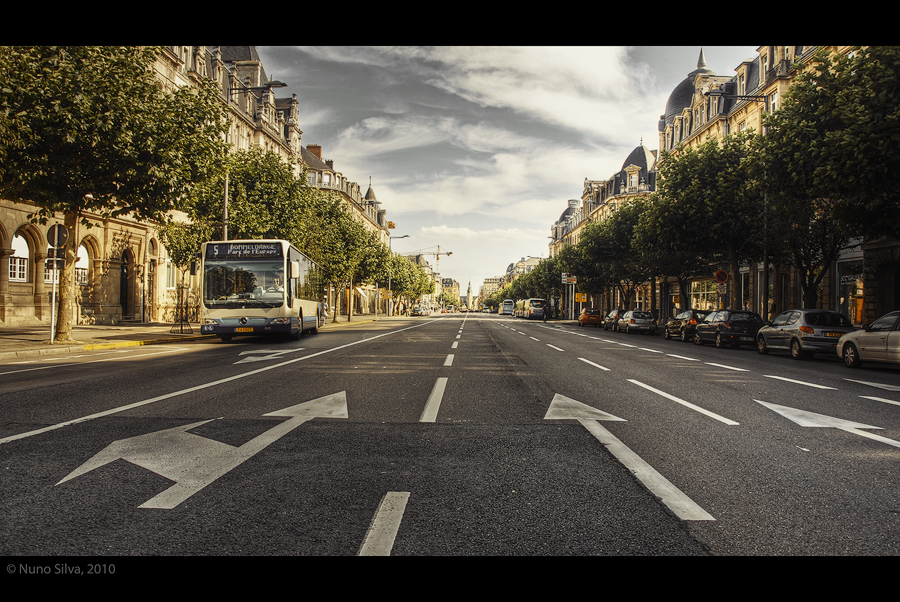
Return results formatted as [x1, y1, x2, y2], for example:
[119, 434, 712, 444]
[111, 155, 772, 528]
[1, 46, 395, 327]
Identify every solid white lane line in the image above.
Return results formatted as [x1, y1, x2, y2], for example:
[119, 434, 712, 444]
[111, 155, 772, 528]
[547, 344, 564, 352]
[764, 375, 836, 390]
[578, 357, 610, 371]
[444, 354, 454, 366]
[578, 419, 715, 521]
[420, 377, 448, 422]
[1, 321, 435, 445]
[705, 363, 749, 372]
[358, 491, 410, 556]
[628, 379, 740, 426]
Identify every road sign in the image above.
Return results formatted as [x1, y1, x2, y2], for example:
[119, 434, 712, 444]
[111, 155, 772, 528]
[575, 292, 587, 303]
[714, 270, 728, 283]
[48, 224, 68, 248]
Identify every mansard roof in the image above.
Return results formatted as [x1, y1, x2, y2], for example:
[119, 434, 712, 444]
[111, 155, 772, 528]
[621, 145, 656, 173]
[663, 49, 716, 127]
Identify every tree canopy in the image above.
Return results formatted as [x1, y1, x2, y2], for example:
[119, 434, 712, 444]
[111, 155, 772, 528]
[0, 46, 228, 341]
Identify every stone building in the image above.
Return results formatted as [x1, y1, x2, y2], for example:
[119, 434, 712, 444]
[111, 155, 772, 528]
[1, 46, 396, 327]
[656, 46, 896, 325]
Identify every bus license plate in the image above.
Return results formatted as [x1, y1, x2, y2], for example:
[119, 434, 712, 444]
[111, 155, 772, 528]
[235, 327, 253, 332]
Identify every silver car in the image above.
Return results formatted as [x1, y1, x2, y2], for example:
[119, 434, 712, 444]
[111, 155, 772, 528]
[757, 309, 856, 359]
[836, 310, 900, 368]
[618, 310, 657, 335]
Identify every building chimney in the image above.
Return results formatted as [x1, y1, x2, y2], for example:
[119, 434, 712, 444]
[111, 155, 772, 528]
[307, 144, 322, 159]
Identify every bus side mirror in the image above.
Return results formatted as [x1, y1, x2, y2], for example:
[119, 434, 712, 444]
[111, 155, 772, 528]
[290, 261, 300, 279]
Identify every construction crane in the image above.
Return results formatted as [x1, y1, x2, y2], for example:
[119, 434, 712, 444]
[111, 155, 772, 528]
[406, 245, 453, 274]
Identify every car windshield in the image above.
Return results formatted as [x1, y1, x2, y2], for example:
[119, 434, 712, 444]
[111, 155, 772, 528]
[805, 312, 852, 327]
[729, 312, 762, 322]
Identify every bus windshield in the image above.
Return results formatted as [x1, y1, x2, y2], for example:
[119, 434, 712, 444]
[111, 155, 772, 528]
[203, 259, 286, 309]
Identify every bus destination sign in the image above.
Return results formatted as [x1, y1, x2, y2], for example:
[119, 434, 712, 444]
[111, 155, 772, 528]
[206, 242, 284, 260]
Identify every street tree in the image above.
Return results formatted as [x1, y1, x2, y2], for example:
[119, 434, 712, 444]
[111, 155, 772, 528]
[0, 46, 228, 341]
[762, 46, 900, 241]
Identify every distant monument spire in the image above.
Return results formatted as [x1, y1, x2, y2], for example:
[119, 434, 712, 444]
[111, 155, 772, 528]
[698, 48, 707, 70]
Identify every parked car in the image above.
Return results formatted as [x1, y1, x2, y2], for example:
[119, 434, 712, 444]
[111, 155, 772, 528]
[603, 309, 627, 331]
[578, 308, 604, 327]
[694, 309, 765, 348]
[757, 309, 856, 359]
[836, 310, 900, 368]
[664, 309, 713, 342]
[411, 307, 428, 316]
[618, 310, 657, 334]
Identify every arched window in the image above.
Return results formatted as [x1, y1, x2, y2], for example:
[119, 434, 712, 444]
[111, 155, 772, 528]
[10, 235, 28, 282]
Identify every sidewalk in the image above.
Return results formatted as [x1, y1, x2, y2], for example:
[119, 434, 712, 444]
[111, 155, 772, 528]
[0, 314, 386, 361]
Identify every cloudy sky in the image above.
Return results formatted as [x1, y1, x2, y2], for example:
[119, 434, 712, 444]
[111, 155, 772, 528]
[255, 46, 759, 297]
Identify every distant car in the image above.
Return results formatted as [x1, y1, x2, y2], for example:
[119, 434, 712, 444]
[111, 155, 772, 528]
[664, 309, 713, 342]
[603, 309, 627, 331]
[618, 310, 657, 334]
[694, 309, 765, 348]
[578, 308, 604, 327]
[836, 310, 900, 368]
[411, 307, 428, 316]
[757, 309, 856, 359]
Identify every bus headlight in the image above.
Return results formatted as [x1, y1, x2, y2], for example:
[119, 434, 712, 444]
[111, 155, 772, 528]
[203, 319, 219, 325]
[269, 317, 291, 324]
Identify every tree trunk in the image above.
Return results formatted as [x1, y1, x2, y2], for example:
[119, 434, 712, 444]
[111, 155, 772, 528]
[54, 210, 78, 342]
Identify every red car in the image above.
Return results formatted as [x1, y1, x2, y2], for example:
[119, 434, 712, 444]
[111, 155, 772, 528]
[578, 308, 604, 327]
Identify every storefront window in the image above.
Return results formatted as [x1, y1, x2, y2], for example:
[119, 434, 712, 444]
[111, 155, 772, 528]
[691, 280, 718, 310]
[837, 261, 864, 324]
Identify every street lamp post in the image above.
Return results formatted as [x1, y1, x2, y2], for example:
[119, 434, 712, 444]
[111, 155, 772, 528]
[223, 78, 288, 240]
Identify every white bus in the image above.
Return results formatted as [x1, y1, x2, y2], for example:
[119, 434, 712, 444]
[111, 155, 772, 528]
[200, 240, 325, 342]
[500, 299, 515, 315]
[515, 298, 547, 320]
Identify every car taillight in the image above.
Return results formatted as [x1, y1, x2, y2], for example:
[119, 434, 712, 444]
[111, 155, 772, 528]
[689, 319, 697, 325]
[630, 318, 635, 323]
[723, 322, 732, 329]
[799, 325, 814, 334]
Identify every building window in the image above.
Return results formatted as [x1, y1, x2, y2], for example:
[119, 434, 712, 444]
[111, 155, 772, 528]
[166, 259, 176, 289]
[9, 235, 28, 282]
[770, 90, 779, 112]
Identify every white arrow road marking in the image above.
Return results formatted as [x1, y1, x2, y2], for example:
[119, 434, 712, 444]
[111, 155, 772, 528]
[755, 399, 900, 449]
[544, 394, 714, 521]
[56, 392, 349, 509]
[234, 348, 306, 364]
[628, 380, 740, 426]
[358, 491, 410, 556]
[845, 379, 900, 392]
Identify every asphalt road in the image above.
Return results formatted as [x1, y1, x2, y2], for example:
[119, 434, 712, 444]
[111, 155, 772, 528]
[2, 314, 899, 558]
